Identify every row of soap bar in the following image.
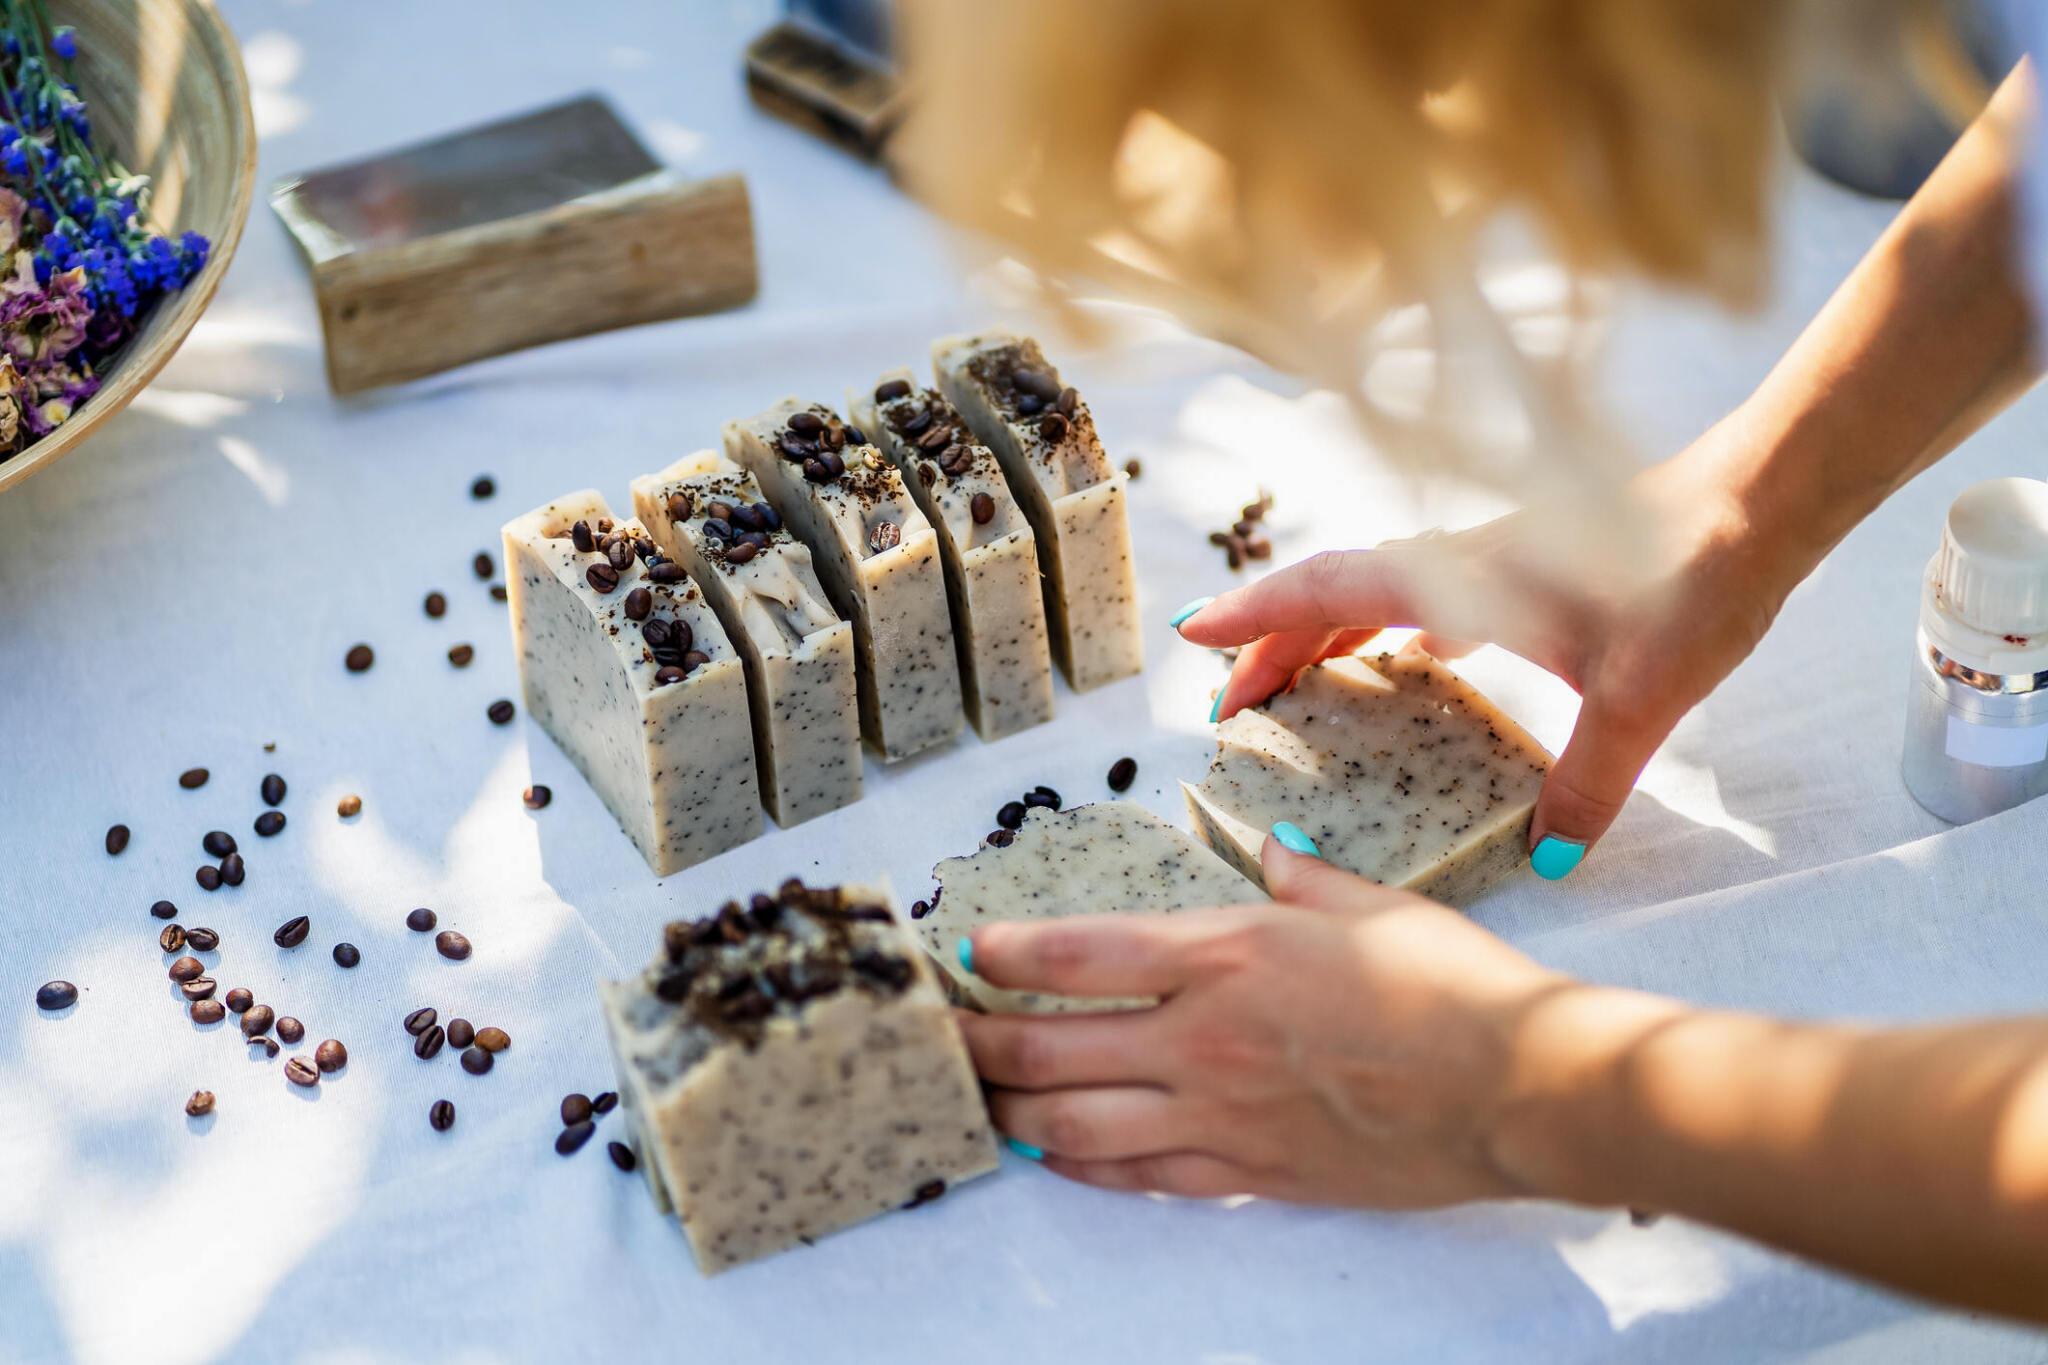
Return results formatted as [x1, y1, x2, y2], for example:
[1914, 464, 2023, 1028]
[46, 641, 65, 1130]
[503, 330, 1144, 875]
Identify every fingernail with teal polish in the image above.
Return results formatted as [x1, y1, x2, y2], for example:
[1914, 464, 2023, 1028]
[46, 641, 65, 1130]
[1005, 1136, 1044, 1161]
[1531, 836, 1587, 881]
[1169, 597, 1214, 631]
[1208, 691, 1223, 724]
[1271, 821, 1321, 857]
[956, 937, 976, 976]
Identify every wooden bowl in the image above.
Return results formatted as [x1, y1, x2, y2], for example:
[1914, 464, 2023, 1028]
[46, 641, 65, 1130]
[0, 0, 255, 496]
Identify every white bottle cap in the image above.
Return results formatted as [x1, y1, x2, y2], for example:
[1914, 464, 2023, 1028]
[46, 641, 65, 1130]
[1923, 476, 2048, 674]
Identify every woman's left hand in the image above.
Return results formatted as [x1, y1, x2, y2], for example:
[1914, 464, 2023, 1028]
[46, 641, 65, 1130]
[955, 838, 1567, 1205]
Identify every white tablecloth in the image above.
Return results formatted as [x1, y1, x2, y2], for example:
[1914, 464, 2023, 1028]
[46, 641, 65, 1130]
[6, 3, 2048, 1362]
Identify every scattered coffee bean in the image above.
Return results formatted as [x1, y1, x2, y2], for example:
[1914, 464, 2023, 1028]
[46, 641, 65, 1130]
[970, 492, 995, 525]
[446, 1018, 475, 1049]
[414, 1024, 446, 1060]
[168, 956, 204, 983]
[911, 899, 929, 919]
[403, 1006, 438, 1036]
[460, 1046, 492, 1075]
[180, 976, 217, 1002]
[185, 1090, 215, 1117]
[185, 927, 220, 951]
[105, 823, 130, 855]
[337, 794, 363, 818]
[448, 644, 475, 668]
[277, 1016, 305, 1044]
[1124, 457, 1142, 479]
[35, 980, 77, 1011]
[1024, 786, 1061, 810]
[473, 551, 494, 580]
[241, 1004, 275, 1038]
[344, 644, 374, 672]
[159, 924, 186, 953]
[225, 987, 253, 1013]
[487, 699, 516, 725]
[202, 830, 236, 858]
[190, 999, 226, 1024]
[561, 1093, 593, 1126]
[218, 852, 245, 887]
[150, 900, 177, 919]
[471, 475, 495, 499]
[179, 767, 209, 790]
[315, 1039, 348, 1072]
[429, 1099, 456, 1132]
[406, 907, 437, 932]
[261, 773, 286, 806]
[905, 1178, 948, 1209]
[556, 1120, 596, 1156]
[584, 562, 619, 593]
[250, 1036, 280, 1058]
[996, 801, 1026, 830]
[523, 785, 552, 811]
[332, 942, 360, 969]
[592, 1091, 618, 1114]
[254, 811, 286, 837]
[475, 1026, 511, 1053]
[284, 1057, 320, 1087]
[875, 378, 912, 402]
[424, 591, 448, 618]
[608, 1142, 637, 1172]
[195, 864, 221, 891]
[273, 916, 310, 949]
[435, 930, 472, 961]
[1108, 756, 1138, 792]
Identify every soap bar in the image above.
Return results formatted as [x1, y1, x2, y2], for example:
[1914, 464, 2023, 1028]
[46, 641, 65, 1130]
[503, 492, 758, 875]
[1182, 646, 1552, 906]
[919, 802, 1263, 1014]
[598, 877, 999, 1275]
[849, 370, 1055, 741]
[631, 454, 861, 828]
[726, 399, 964, 761]
[933, 330, 1141, 692]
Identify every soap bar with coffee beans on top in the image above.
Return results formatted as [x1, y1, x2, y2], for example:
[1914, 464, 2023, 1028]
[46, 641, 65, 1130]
[921, 802, 1264, 1014]
[850, 369, 1055, 741]
[726, 398, 963, 760]
[632, 455, 861, 828]
[503, 492, 758, 875]
[597, 877, 999, 1275]
[1183, 645, 1552, 906]
[933, 330, 1142, 692]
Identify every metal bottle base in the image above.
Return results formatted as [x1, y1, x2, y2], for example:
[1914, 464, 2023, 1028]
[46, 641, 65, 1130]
[1901, 667, 2048, 825]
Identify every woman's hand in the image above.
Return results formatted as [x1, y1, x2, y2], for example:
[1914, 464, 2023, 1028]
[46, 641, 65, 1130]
[955, 839, 1568, 1205]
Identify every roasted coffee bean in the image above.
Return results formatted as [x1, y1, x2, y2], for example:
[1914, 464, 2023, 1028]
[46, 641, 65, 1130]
[1016, 392, 1043, 416]
[523, 785, 552, 810]
[241, 1004, 275, 1038]
[1025, 786, 1061, 810]
[561, 1093, 593, 1126]
[556, 1120, 596, 1156]
[723, 541, 758, 566]
[1124, 457, 1142, 479]
[910, 899, 930, 920]
[754, 502, 781, 531]
[970, 492, 996, 524]
[448, 644, 474, 668]
[332, 942, 361, 969]
[592, 1090, 618, 1115]
[918, 462, 937, 485]
[179, 767, 210, 790]
[273, 916, 310, 949]
[916, 421, 952, 451]
[344, 644, 375, 672]
[218, 853, 245, 887]
[105, 823, 130, 855]
[446, 1018, 475, 1049]
[905, 1178, 948, 1209]
[284, 1057, 320, 1087]
[1013, 366, 1059, 401]
[337, 793, 364, 817]
[622, 586, 653, 621]
[429, 1099, 456, 1131]
[202, 830, 236, 858]
[875, 378, 912, 402]
[277, 1016, 305, 1044]
[1037, 412, 1069, 442]
[35, 980, 77, 1010]
[584, 562, 619, 593]
[647, 561, 685, 584]
[168, 955, 204, 983]
[185, 927, 220, 951]
[867, 521, 901, 555]
[778, 431, 815, 461]
[725, 503, 763, 533]
[225, 987, 253, 1013]
[1107, 756, 1138, 792]
[424, 590, 447, 618]
[788, 410, 825, 435]
[190, 999, 225, 1024]
[460, 1046, 492, 1075]
[250, 1036, 280, 1058]
[406, 907, 437, 933]
[194, 863, 221, 892]
[414, 1024, 446, 1059]
[186, 1089, 215, 1117]
[315, 1039, 347, 1072]
[664, 492, 692, 524]
[901, 406, 932, 436]
[823, 452, 846, 478]
[821, 422, 847, 451]
[641, 618, 672, 649]
[159, 924, 187, 953]
[680, 650, 710, 673]
[487, 699, 516, 725]
[654, 665, 685, 686]
[254, 810, 286, 837]
[180, 976, 217, 1002]
[473, 551, 494, 580]
[151, 899, 177, 919]
[996, 801, 1026, 830]
[802, 457, 829, 483]
[435, 930, 472, 961]
[988, 829, 1016, 848]
[471, 474, 495, 499]
[404, 1006, 438, 1036]
[1245, 536, 1273, 560]
[607, 1142, 637, 1172]
[491, 581, 509, 600]
[571, 519, 595, 553]
[606, 538, 633, 573]
[475, 1026, 511, 1053]
[1057, 386, 1078, 416]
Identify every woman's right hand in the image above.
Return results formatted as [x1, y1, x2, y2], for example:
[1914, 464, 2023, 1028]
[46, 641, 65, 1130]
[1174, 423, 1816, 875]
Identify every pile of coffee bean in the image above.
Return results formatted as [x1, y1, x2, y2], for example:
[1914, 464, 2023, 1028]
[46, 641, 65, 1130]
[979, 349, 1079, 446]
[874, 381, 981, 488]
[1210, 490, 1274, 570]
[405, 1005, 510, 1088]
[984, 784, 1062, 845]
[774, 408, 864, 485]
[554, 1087, 627, 1163]
[692, 493, 782, 566]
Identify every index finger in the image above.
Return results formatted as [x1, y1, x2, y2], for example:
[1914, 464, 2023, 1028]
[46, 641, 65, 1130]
[1175, 549, 1415, 648]
[961, 909, 1253, 1002]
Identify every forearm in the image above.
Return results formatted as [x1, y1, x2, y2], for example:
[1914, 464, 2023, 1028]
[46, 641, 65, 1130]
[1492, 985, 2048, 1321]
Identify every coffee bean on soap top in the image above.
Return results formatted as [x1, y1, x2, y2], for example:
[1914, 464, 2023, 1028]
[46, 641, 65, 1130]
[186, 1090, 215, 1117]
[406, 908, 437, 932]
[561, 1093, 592, 1126]
[254, 811, 285, 837]
[315, 1040, 347, 1072]
[608, 1142, 637, 1173]
[225, 987, 253, 1013]
[584, 562, 619, 594]
[218, 853, 245, 887]
[344, 644, 374, 673]
[36, 980, 77, 1010]
[446, 1018, 475, 1049]
[150, 900, 177, 919]
[623, 587, 652, 621]
[284, 1057, 320, 1088]
[429, 1099, 456, 1132]
[473, 551, 494, 580]
[460, 1046, 492, 1075]
[666, 492, 692, 522]
[592, 1091, 618, 1115]
[185, 927, 219, 951]
[487, 699, 516, 725]
[988, 829, 1016, 848]
[337, 794, 363, 818]
[606, 539, 633, 572]
[1108, 757, 1138, 792]
[436, 931, 472, 961]
[104, 823, 129, 855]
[277, 1016, 305, 1044]
[273, 916, 310, 949]
[190, 999, 225, 1024]
[556, 1121, 596, 1156]
[1038, 412, 1069, 442]
[523, 786, 551, 810]
[241, 1005, 275, 1038]
[875, 378, 911, 402]
[403, 1006, 438, 1036]
[788, 411, 824, 435]
[414, 1024, 446, 1060]
[448, 644, 474, 667]
[179, 768, 209, 790]
[202, 830, 235, 858]
[332, 943, 360, 969]
[474, 1026, 510, 1053]
[571, 520, 595, 553]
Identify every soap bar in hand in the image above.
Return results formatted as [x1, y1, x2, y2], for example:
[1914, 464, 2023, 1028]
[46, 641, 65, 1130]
[920, 802, 1264, 1014]
[1183, 646, 1551, 906]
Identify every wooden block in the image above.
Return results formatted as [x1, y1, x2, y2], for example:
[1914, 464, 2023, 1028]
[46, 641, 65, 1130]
[744, 20, 902, 160]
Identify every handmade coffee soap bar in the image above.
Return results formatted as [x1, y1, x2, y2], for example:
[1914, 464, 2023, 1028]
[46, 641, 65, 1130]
[727, 399, 963, 761]
[850, 370, 1055, 741]
[632, 454, 860, 828]
[1183, 646, 1551, 906]
[503, 492, 758, 875]
[598, 877, 999, 1275]
[921, 802, 1263, 1014]
[933, 330, 1141, 692]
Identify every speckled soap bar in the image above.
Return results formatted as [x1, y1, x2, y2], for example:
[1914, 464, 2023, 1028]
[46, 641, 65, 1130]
[598, 877, 999, 1275]
[933, 330, 1141, 693]
[726, 399, 964, 761]
[631, 454, 860, 828]
[850, 369, 1055, 742]
[1183, 646, 1552, 906]
[503, 491, 758, 875]
[920, 802, 1263, 1014]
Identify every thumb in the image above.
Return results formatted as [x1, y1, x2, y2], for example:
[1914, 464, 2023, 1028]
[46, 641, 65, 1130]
[1528, 692, 1664, 880]
[1259, 833, 1408, 911]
